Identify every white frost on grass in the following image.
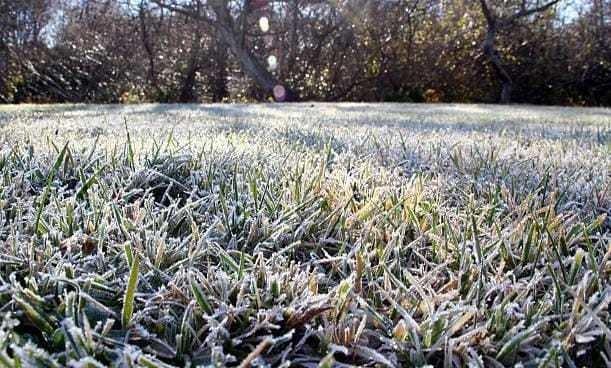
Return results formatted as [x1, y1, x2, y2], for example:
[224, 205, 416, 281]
[0, 103, 609, 367]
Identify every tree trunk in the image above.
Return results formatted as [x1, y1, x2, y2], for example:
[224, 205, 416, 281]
[285, 0, 299, 78]
[0, 42, 7, 102]
[478, 0, 559, 104]
[211, 37, 228, 102]
[178, 60, 199, 102]
[139, 2, 160, 96]
[215, 22, 297, 101]
[500, 79, 512, 104]
[208, 0, 297, 101]
[482, 24, 513, 104]
[178, 30, 203, 103]
[152, 0, 297, 101]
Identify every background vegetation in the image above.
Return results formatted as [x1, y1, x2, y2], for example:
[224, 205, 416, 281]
[1, 0, 609, 105]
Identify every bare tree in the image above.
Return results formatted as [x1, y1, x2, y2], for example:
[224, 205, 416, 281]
[478, 0, 561, 103]
[138, 0, 161, 95]
[0, 0, 53, 102]
[152, 0, 297, 101]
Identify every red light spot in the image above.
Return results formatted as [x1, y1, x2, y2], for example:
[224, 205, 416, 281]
[273, 85, 287, 102]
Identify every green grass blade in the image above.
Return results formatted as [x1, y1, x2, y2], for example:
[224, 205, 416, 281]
[122, 252, 140, 328]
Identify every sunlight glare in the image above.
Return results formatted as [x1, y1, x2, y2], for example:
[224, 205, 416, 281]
[267, 55, 277, 70]
[259, 17, 270, 33]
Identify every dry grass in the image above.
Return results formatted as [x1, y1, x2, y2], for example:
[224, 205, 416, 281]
[0, 103, 609, 367]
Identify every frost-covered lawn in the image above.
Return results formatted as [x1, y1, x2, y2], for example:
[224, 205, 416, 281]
[0, 103, 609, 367]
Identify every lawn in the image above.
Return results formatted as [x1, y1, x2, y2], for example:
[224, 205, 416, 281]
[0, 103, 609, 367]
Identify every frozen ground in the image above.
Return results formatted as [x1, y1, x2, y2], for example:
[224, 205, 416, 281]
[0, 103, 609, 367]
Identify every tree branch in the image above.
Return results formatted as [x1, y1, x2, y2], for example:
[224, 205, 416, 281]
[508, 0, 561, 22]
[150, 0, 210, 24]
[478, 0, 494, 24]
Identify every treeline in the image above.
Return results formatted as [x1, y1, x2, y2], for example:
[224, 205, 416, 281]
[0, 0, 609, 105]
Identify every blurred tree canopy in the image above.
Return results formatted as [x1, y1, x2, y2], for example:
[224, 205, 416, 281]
[0, 0, 609, 105]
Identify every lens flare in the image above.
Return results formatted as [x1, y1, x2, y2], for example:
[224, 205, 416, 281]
[259, 17, 270, 33]
[267, 55, 277, 70]
[273, 85, 286, 101]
